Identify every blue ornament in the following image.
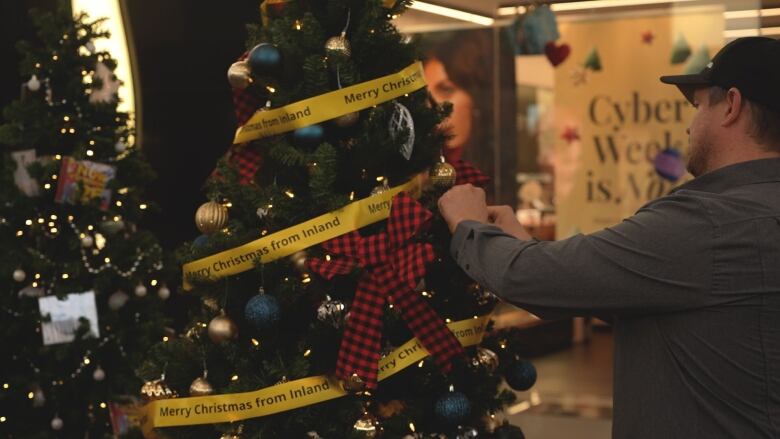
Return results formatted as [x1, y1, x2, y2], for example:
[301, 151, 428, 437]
[244, 292, 281, 331]
[192, 234, 209, 249]
[654, 148, 686, 182]
[434, 391, 471, 425]
[505, 360, 537, 391]
[292, 124, 324, 148]
[248, 43, 282, 76]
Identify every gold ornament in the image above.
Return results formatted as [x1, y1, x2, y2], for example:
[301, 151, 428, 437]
[195, 201, 228, 234]
[430, 161, 457, 188]
[334, 111, 359, 127]
[289, 250, 308, 273]
[371, 180, 390, 196]
[325, 34, 351, 57]
[352, 411, 381, 438]
[140, 377, 178, 401]
[208, 313, 239, 344]
[189, 376, 215, 396]
[342, 373, 367, 394]
[227, 61, 253, 90]
[377, 400, 405, 419]
[472, 347, 499, 373]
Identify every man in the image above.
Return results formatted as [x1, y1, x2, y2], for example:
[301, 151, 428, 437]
[438, 37, 780, 438]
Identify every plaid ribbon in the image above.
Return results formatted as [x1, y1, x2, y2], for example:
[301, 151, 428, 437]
[210, 52, 265, 184]
[307, 193, 465, 389]
[454, 160, 491, 188]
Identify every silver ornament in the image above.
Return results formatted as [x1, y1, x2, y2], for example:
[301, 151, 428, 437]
[32, 386, 46, 407]
[389, 102, 415, 160]
[371, 180, 390, 196]
[256, 207, 269, 220]
[81, 235, 94, 248]
[108, 290, 129, 310]
[93, 366, 106, 381]
[325, 34, 351, 57]
[27, 75, 41, 91]
[51, 416, 63, 430]
[13, 269, 26, 282]
[472, 347, 499, 373]
[158, 285, 171, 300]
[85, 41, 96, 54]
[317, 296, 347, 328]
[456, 427, 479, 439]
[289, 251, 309, 273]
[352, 411, 380, 438]
[227, 61, 253, 90]
[134, 283, 148, 297]
[19, 286, 45, 298]
[115, 140, 127, 153]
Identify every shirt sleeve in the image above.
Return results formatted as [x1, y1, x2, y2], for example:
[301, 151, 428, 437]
[450, 193, 716, 316]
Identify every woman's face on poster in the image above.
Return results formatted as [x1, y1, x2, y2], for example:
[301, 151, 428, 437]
[424, 58, 474, 151]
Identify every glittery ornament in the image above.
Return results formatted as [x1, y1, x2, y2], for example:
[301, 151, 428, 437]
[325, 34, 351, 57]
[434, 389, 471, 425]
[430, 160, 457, 188]
[13, 269, 26, 282]
[244, 291, 281, 331]
[371, 180, 390, 196]
[208, 313, 239, 344]
[189, 376, 215, 396]
[227, 61, 253, 90]
[472, 347, 499, 373]
[195, 201, 228, 234]
[140, 377, 178, 400]
[108, 290, 129, 310]
[342, 373, 367, 394]
[504, 360, 537, 391]
[352, 411, 381, 438]
[316, 296, 346, 328]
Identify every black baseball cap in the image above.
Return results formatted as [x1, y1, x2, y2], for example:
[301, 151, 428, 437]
[660, 37, 780, 113]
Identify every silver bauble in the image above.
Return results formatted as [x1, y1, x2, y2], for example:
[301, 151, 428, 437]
[325, 35, 351, 57]
[316, 297, 346, 328]
[134, 283, 148, 297]
[158, 285, 171, 300]
[108, 290, 130, 310]
[208, 314, 239, 344]
[472, 347, 499, 373]
[189, 376, 215, 396]
[27, 75, 41, 91]
[228, 61, 253, 90]
[13, 269, 26, 282]
[93, 366, 106, 381]
[352, 411, 380, 438]
[115, 140, 127, 153]
[51, 416, 63, 430]
[81, 235, 94, 247]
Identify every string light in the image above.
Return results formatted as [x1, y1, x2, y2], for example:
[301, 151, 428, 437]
[50, 215, 57, 220]
[44, 183, 51, 189]
[151, 279, 158, 286]
[162, 336, 169, 342]
[37, 218, 44, 224]
[231, 375, 239, 381]
[86, 149, 94, 156]
[0, 416, 5, 423]
[25, 219, 33, 226]
[35, 273, 40, 279]
[16, 230, 23, 237]
[61, 273, 69, 279]
[303, 349, 312, 357]
[27, 391, 34, 399]
[63, 116, 70, 122]
[83, 357, 91, 365]
[251, 338, 261, 347]
[56, 155, 62, 160]
[294, 19, 302, 30]
[2, 384, 8, 389]
[285, 190, 295, 199]
[99, 402, 107, 409]
[115, 201, 122, 207]
[417, 360, 425, 368]
[139, 203, 147, 210]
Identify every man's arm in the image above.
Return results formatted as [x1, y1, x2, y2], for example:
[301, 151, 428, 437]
[444, 190, 717, 315]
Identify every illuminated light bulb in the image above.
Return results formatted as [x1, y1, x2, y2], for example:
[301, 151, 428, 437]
[285, 190, 295, 198]
[50, 228, 58, 234]
[55, 155, 62, 160]
[25, 220, 33, 226]
[89, 140, 95, 145]
[50, 215, 57, 220]
[60, 128, 67, 134]
[162, 336, 169, 342]
[27, 392, 34, 399]
[115, 201, 122, 207]
[304, 349, 312, 357]
[48, 222, 55, 227]
[99, 402, 107, 409]
[86, 150, 94, 156]
[38, 218, 44, 224]
[104, 257, 111, 263]
[63, 116, 70, 121]
[44, 184, 51, 189]
[87, 225, 94, 231]
[52, 55, 58, 61]
[151, 279, 158, 286]
[16, 230, 23, 237]
[68, 128, 75, 134]
[231, 375, 239, 381]
[83, 357, 91, 365]
[61, 273, 69, 279]
[139, 204, 147, 210]
[251, 338, 260, 347]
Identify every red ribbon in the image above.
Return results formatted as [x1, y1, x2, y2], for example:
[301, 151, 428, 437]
[307, 193, 465, 389]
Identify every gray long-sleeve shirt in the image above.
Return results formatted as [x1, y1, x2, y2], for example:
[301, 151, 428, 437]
[451, 158, 780, 439]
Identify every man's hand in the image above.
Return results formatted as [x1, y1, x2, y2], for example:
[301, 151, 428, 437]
[438, 184, 489, 233]
[487, 205, 532, 240]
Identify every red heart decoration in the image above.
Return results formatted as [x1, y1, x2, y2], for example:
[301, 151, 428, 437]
[545, 42, 571, 67]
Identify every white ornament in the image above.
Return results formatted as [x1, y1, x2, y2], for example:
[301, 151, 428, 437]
[93, 366, 106, 381]
[108, 290, 129, 310]
[158, 285, 171, 300]
[81, 235, 94, 248]
[89, 61, 119, 104]
[256, 207, 269, 219]
[32, 388, 46, 407]
[134, 283, 148, 297]
[13, 269, 26, 282]
[18, 286, 45, 298]
[51, 416, 63, 430]
[27, 75, 41, 91]
[85, 41, 96, 54]
[389, 102, 415, 160]
[115, 140, 127, 153]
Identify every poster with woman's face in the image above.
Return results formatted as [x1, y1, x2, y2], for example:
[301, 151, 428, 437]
[417, 28, 518, 205]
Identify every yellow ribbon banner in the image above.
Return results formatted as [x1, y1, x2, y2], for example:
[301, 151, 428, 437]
[183, 180, 418, 290]
[233, 62, 426, 144]
[138, 316, 489, 433]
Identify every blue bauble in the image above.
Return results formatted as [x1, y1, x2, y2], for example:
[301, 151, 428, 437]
[292, 124, 324, 148]
[434, 391, 471, 425]
[248, 43, 282, 76]
[244, 293, 281, 331]
[191, 234, 209, 249]
[505, 360, 537, 391]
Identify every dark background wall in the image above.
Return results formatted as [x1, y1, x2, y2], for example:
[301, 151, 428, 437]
[1, 0, 259, 250]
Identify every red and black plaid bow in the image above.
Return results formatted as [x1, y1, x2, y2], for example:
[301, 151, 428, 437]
[307, 193, 465, 389]
[211, 52, 265, 184]
[454, 160, 491, 188]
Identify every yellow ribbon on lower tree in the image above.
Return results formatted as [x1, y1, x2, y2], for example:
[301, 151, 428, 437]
[183, 179, 419, 290]
[233, 61, 426, 144]
[137, 316, 489, 434]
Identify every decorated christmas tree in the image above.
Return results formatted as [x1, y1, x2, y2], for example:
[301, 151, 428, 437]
[137, 1, 535, 437]
[0, 3, 171, 437]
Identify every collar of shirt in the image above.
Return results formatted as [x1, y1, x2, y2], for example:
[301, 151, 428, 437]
[672, 157, 780, 194]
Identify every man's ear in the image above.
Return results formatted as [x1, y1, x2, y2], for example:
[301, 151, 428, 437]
[722, 87, 744, 127]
